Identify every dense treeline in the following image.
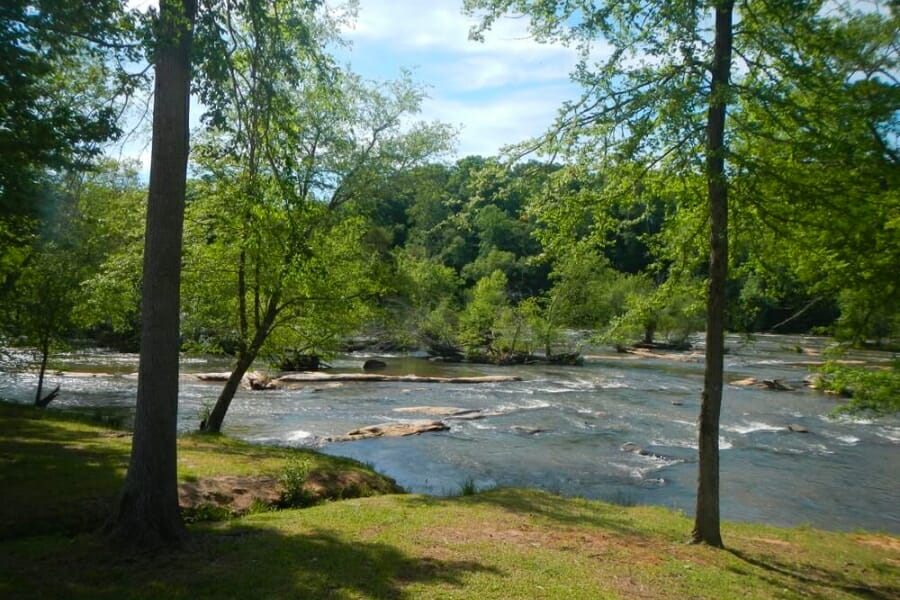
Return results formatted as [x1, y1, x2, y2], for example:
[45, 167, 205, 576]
[2, 149, 895, 360]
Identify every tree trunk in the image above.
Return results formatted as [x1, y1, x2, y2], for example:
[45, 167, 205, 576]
[201, 349, 256, 433]
[201, 299, 278, 433]
[106, 0, 196, 549]
[693, 0, 733, 549]
[33, 336, 50, 406]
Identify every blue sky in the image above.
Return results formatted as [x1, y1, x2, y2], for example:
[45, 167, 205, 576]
[336, 0, 583, 158]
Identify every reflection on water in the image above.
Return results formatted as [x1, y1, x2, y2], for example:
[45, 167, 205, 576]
[1, 334, 897, 533]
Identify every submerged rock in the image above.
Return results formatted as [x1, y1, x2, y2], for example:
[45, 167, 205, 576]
[730, 377, 794, 391]
[363, 359, 387, 371]
[787, 423, 809, 433]
[620, 442, 644, 454]
[511, 425, 546, 435]
[393, 406, 484, 418]
[620, 442, 674, 462]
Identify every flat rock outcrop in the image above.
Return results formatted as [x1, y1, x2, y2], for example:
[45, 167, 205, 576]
[325, 420, 450, 442]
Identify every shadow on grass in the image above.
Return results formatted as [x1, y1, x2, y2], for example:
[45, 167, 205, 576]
[727, 548, 900, 600]
[400, 487, 653, 539]
[0, 406, 129, 539]
[2, 524, 501, 600]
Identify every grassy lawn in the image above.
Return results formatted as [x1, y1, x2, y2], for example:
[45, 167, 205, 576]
[1, 402, 897, 599]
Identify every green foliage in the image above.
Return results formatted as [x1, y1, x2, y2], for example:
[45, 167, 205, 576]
[393, 249, 462, 348]
[461, 0, 899, 351]
[0, 1, 139, 214]
[184, 1, 453, 426]
[819, 360, 900, 417]
[181, 503, 233, 524]
[0, 163, 147, 399]
[70, 161, 146, 336]
[458, 270, 510, 355]
[458, 478, 477, 496]
[278, 456, 314, 508]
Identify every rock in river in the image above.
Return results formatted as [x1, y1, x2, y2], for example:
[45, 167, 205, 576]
[326, 420, 449, 442]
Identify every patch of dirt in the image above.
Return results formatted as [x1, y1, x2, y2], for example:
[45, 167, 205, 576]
[179, 476, 283, 514]
[737, 536, 795, 548]
[178, 469, 400, 516]
[422, 519, 664, 564]
[854, 535, 900, 553]
[304, 469, 400, 500]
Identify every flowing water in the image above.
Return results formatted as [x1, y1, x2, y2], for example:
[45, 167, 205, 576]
[2, 334, 897, 533]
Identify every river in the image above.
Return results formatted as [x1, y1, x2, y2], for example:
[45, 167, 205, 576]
[1, 333, 897, 534]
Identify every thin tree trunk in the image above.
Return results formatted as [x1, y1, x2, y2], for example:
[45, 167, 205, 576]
[34, 336, 49, 406]
[693, 0, 733, 549]
[202, 298, 279, 433]
[201, 349, 256, 433]
[106, 0, 196, 549]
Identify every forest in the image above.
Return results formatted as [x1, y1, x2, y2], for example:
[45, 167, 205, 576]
[1, 0, 898, 552]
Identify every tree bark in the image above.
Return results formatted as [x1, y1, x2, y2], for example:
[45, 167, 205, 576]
[693, 0, 733, 549]
[201, 298, 278, 433]
[201, 348, 256, 433]
[33, 336, 50, 406]
[106, 0, 196, 549]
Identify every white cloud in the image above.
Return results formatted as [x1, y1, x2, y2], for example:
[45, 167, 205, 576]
[336, 0, 585, 157]
[342, 0, 579, 81]
[422, 84, 575, 158]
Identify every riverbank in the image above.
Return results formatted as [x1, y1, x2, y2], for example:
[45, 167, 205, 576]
[1, 402, 897, 599]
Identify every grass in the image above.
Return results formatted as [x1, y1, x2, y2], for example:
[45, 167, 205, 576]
[1, 402, 898, 599]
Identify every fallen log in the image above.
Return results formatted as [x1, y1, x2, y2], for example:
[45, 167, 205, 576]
[275, 373, 521, 384]
[393, 406, 481, 417]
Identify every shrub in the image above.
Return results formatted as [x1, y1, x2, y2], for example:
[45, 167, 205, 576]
[278, 456, 315, 507]
[819, 360, 900, 416]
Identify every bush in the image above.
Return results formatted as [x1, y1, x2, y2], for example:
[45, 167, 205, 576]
[819, 360, 900, 416]
[278, 457, 315, 507]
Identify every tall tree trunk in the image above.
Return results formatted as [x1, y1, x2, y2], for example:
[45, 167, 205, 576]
[693, 0, 733, 549]
[106, 0, 196, 549]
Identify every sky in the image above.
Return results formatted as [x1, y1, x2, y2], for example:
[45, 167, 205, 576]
[118, 0, 583, 168]
[118, 0, 883, 168]
[334, 0, 582, 159]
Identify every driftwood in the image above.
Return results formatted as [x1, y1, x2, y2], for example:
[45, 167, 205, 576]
[275, 373, 521, 384]
[393, 406, 488, 419]
[191, 371, 522, 391]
